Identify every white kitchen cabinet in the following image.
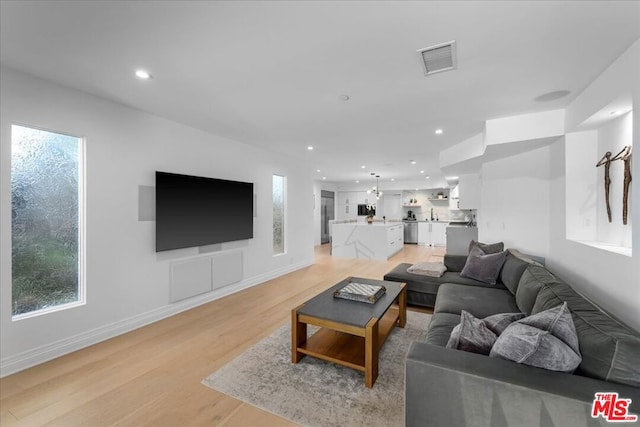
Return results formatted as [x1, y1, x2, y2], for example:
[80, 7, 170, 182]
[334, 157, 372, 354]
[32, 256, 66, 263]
[386, 224, 404, 257]
[417, 222, 447, 246]
[431, 222, 447, 246]
[337, 191, 354, 206]
[458, 174, 481, 209]
[356, 192, 371, 205]
[338, 203, 358, 220]
[336, 191, 367, 220]
[449, 185, 460, 210]
[418, 222, 430, 245]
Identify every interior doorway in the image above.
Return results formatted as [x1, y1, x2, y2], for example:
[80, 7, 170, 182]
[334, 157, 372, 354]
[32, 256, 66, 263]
[320, 190, 335, 244]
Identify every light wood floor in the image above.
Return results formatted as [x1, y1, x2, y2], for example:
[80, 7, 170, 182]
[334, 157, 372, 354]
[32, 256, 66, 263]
[0, 244, 442, 427]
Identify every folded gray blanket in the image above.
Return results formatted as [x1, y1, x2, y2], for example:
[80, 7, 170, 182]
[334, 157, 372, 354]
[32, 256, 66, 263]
[407, 262, 447, 277]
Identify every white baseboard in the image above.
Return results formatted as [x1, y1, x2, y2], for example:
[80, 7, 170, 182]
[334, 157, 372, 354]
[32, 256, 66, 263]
[0, 258, 314, 378]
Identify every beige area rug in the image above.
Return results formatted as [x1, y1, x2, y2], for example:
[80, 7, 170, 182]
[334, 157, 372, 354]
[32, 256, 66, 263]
[202, 311, 431, 427]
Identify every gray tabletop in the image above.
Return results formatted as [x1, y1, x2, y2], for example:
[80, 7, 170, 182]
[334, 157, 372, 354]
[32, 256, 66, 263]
[297, 277, 403, 328]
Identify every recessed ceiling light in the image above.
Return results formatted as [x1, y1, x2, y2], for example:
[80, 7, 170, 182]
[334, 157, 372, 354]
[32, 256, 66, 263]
[339, 94, 350, 101]
[135, 69, 152, 80]
[361, 165, 366, 169]
[420, 170, 424, 174]
[435, 129, 443, 135]
[391, 178, 395, 181]
[316, 169, 321, 172]
[410, 160, 416, 165]
[355, 180, 359, 183]
[425, 176, 430, 179]
[307, 146, 314, 150]
[322, 177, 326, 180]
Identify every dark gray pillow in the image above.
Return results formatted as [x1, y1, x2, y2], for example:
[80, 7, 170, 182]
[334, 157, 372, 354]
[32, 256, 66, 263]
[446, 311, 497, 355]
[468, 239, 505, 254]
[483, 312, 526, 335]
[490, 302, 582, 372]
[460, 246, 507, 285]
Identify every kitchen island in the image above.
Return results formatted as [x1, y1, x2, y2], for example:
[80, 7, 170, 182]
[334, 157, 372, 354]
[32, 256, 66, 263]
[331, 222, 404, 260]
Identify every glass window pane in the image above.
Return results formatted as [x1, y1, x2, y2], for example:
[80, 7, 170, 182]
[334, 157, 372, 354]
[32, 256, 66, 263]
[11, 125, 83, 316]
[273, 175, 285, 255]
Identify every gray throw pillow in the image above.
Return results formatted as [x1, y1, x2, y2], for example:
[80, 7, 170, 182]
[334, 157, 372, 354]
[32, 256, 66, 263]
[468, 239, 505, 254]
[489, 302, 582, 372]
[446, 311, 497, 355]
[483, 312, 526, 335]
[460, 246, 507, 285]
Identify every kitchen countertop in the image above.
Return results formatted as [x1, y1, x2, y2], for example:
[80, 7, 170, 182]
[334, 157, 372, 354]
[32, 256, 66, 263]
[332, 222, 403, 227]
[403, 220, 450, 223]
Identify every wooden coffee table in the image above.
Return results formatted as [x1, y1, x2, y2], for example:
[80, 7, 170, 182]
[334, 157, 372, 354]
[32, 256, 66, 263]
[291, 277, 407, 388]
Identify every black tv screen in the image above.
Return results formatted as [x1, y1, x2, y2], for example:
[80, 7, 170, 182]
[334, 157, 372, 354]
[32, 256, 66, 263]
[155, 171, 253, 252]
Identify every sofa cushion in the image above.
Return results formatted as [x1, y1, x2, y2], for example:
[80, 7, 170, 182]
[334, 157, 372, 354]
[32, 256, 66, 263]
[499, 249, 537, 295]
[434, 283, 519, 318]
[443, 255, 467, 272]
[529, 286, 640, 387]
[425, 313, 461, 346]
[483, 312, 526, 335]
[468, 239, 505, 254]
[460, 246, 507, 285]
[573, 313, 640, 387]
[490, 302, 582, 373]
[531, 282, 601, 315]
[384, 264, 501, 296]
[516, 265, 561, 315]
[446, 311, 497, 355]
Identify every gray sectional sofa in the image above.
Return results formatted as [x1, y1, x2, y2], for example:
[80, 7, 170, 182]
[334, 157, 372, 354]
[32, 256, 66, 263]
[384, 250, 640, 426]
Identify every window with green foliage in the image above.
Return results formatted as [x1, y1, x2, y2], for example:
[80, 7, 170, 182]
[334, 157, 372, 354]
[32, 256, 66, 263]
[11, 125, 84, 317]
[272, 174, 285, 255]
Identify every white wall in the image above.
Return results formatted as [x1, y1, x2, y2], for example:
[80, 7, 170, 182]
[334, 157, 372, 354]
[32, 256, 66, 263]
[0, 68, 315, 375]
[596, 112, 633, 247]
[549, 138, 639, 331]
[485, 109, 565, 146]
[548, 39, 639, 331]
[479, 145, 552, 259]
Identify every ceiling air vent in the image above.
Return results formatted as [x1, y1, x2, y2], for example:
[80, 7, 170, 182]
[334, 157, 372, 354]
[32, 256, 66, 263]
[418, 41, 457, 76]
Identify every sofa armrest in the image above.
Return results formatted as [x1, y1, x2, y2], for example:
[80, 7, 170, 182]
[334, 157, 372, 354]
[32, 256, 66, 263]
[444, 255, 467, 272]
[406, 342, 640, 427]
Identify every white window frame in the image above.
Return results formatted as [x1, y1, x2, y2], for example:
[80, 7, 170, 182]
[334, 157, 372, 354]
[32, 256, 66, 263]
[272, 174, 286, 256]
[11, 124, 87, 320]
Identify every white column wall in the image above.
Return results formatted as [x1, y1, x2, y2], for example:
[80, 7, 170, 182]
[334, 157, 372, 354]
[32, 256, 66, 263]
[479, 145, 551, 259]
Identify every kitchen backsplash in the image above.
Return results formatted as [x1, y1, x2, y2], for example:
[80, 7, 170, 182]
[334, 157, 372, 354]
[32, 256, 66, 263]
[402, 190, 473, 221]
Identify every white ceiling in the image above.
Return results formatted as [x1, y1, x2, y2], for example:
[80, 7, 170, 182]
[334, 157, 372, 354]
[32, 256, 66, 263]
[1, 1, 639, 187]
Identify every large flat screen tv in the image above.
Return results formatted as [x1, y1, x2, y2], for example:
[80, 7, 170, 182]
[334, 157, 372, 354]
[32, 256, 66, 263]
[155, 171, 254, 252]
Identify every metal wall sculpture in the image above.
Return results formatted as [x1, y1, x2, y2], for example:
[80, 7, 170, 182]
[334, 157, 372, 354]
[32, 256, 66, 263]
[596, 151, 614, 222]
[596, 145, 632, 224]
[611, 145, 632, 225]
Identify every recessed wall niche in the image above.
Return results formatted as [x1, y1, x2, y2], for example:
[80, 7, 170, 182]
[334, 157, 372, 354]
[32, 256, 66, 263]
[565, 107, 633, 256]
